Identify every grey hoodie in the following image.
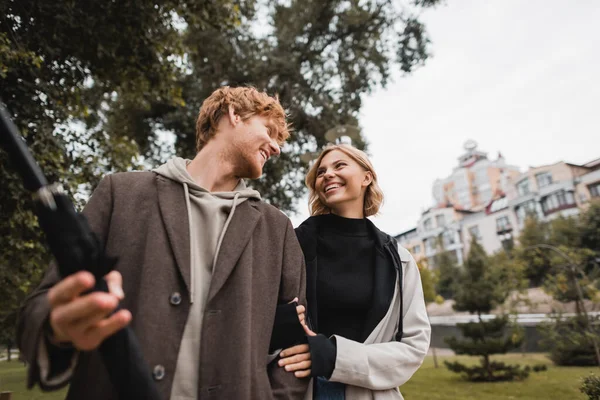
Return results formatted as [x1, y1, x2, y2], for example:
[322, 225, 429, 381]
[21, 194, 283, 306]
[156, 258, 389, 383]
[153, 157, 261, 400]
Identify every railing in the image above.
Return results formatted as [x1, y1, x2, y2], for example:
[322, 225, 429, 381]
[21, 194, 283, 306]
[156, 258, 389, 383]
[429, 312, 600, 327]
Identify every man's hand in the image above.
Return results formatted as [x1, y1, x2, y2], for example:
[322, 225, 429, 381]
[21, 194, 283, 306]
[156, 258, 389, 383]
[47, 270, 131, 351]
[279, 319, 316, 378]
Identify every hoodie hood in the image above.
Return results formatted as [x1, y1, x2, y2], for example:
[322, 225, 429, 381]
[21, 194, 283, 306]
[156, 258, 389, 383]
[153, 157, 261, 200]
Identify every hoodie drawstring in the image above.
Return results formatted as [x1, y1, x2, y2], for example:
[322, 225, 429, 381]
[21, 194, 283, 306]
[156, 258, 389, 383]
[211, 192, 241, 273]
[183, 183, 195, 304]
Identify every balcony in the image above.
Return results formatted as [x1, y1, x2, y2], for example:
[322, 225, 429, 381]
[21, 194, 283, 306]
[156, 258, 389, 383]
[496, 224, 513, 235]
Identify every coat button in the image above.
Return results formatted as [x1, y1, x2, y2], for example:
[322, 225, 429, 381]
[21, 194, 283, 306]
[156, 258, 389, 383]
[170, 292, 182, 305]
[153, 364, 165, 381]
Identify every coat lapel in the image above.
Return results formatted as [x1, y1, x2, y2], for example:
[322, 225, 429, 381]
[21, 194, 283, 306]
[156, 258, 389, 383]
[156, 176, 191, 293]
[361, 223, 397, 342]
[207, 200, 261, 301]
[361, 247, 396, 341]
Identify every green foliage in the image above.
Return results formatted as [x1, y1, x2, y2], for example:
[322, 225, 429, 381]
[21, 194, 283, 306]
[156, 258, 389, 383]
[444, 239, 528, 382]
[434, 250, 459, 300]
[418, 263, 437, 304]
[452, 240, 509, 314]
[539, 315, 600, 367]
[581, 201, 600, 253]
[444, 358, 529, 382]
[581, 374, 600, 400]
[541, 246, 599, 305]
[515, 209, 600, 290]
[514, 205, 600, 367]
[446, 317, 523, 357]
[532, 364, 548, 372]
[156, 0, 442, 210]
[0, 0, 441, 347]
[515, 216, 552, 287]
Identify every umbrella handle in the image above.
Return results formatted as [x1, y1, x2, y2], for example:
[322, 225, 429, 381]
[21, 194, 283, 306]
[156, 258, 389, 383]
[96, 279, 162, 400]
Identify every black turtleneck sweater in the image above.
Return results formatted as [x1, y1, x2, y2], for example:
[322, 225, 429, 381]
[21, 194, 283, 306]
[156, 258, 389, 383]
[307, 213, 376, 379]
[316, 214, 375, 341]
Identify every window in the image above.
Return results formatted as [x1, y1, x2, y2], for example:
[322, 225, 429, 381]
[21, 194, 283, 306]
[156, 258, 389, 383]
[500, 233, 514, 252]
[516, 200, 538, 225]
[516, 178, 530, 196]
[489, 197, 508, 213]
[423, 218, 433, 231]
[413, 245, 421, 254]
[590, 182, 600, 198]
[435, 215, 446, 227]
[535, 171, 553, 189]
[541, 190, 576, 213]
[443, 230, 456, 247]
[468, 225, 481, 241]
[424, 238, 435, 254]
[496, 216, 511, 233]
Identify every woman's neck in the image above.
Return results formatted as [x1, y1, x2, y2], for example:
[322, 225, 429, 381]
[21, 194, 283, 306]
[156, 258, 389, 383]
[330, 205, 364, 219]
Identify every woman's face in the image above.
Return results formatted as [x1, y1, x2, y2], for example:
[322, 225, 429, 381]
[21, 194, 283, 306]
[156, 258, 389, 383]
[314, 150, 372, 217]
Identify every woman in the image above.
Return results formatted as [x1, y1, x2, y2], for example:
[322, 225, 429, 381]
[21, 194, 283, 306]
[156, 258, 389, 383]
[279, 144, 431, 399]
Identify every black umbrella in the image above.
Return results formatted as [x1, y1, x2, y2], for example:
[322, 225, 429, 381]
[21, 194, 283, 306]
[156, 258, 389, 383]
[0, 102, 161, 400]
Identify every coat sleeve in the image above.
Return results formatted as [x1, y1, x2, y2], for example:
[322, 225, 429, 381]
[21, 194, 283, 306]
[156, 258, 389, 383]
[268, 219, 310, 399]
[328, 251, 431, 390]
[16, 175, 115, 390]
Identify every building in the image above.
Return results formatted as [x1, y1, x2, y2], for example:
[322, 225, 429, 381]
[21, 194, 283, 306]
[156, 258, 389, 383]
[432, 140, 521, 211]
[394, 228, 425, 264]
[418, 206, 471, 266]
[395, 141, 599, 267]
[505, 161, 591, 232]
[576, 158, 600, 207]
[461, 195, 518, 256]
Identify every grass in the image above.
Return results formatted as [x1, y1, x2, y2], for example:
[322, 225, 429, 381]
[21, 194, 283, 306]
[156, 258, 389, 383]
[0, 354, 598, 399]
[401, 353, 596, 400]
[0, 361, 67, 400]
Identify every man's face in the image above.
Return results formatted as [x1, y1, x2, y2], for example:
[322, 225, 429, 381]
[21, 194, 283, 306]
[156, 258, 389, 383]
[228, 115, 281, 179]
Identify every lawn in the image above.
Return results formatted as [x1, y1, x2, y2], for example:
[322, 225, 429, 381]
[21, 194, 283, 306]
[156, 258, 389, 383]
[401, 353, 596, 400]
[0, 361, 66, 400]
[0, 354, 598, 399]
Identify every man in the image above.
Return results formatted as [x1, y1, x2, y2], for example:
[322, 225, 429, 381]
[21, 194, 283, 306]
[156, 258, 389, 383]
[17, 86, 309, 399]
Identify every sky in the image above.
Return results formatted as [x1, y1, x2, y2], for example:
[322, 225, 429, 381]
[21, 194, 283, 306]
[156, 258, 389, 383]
[290, 0, 600, 234]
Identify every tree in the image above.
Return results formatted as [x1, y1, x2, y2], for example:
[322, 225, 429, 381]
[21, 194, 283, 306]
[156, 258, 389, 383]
[537, 244, 600, 366]
[419, 262, 437, 304]
[444, 239, 529, 382]
[138, 0, 443, 210]
[581, 374, 600, 400]
[581, 201, 600, 253]
[515, 216, 552, 287]
[511, 204, 600, 366]
[434, 238, 460, 299]
[0, 0, 242, 350]
[1, 0, 442, 351]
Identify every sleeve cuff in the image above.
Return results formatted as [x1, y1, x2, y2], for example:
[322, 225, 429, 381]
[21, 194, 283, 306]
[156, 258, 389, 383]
[270, 302, 307, 353]
[37, 324, 78, 388]
[307, 334, 337, 379]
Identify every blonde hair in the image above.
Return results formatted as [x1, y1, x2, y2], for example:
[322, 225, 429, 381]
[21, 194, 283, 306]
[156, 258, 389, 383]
[306, 143, 384, 217]
[195, 86, 290, 152]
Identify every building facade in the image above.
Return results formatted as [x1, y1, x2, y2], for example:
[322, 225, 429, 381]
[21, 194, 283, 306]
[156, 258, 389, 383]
[432, 140, 521, 211]
[395, 141, 600, 267]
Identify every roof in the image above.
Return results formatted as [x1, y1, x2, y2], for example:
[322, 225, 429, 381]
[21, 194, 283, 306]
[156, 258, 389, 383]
[394, 227, 417, 239]
[583, 157, 600, 169]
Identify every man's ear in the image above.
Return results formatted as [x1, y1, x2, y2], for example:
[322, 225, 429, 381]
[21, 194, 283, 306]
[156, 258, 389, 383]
[228, 105, 240, 126]
[362, 171, 373, 188]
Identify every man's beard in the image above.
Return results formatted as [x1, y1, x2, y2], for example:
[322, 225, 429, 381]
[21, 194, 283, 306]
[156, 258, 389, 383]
[227, 145, 261, 180]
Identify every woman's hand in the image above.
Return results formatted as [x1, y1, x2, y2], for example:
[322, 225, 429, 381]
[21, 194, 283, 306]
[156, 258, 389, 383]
[279, 322, 317, 378]
[291, 297, 306, 326]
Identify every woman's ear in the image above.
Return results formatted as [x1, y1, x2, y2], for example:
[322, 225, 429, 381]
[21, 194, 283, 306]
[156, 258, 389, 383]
[362, 171, 373, 188]
[227, 105, 240, 126]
